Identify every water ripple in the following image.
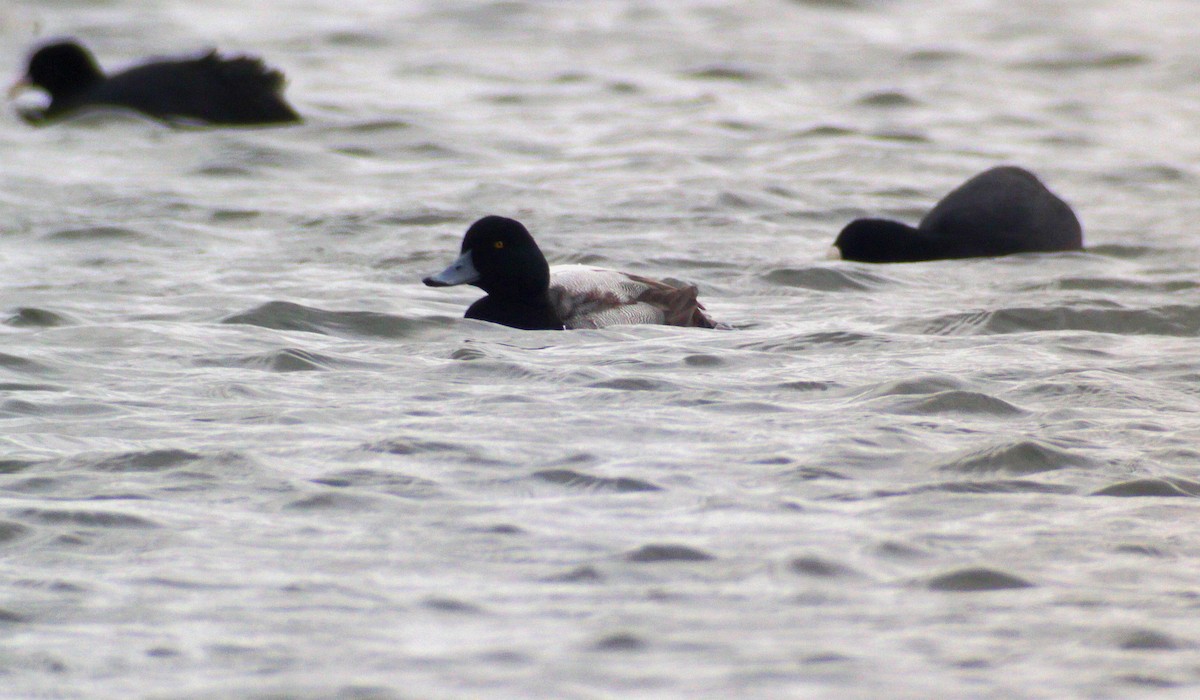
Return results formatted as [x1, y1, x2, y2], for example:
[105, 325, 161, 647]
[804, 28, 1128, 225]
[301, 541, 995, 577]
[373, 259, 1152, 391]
[0, 520, 30, 544]
[681, 63, 765, 81]
[911, 305, 1200, 336]
[761, 266, 888, 291]
[871, 479, 1075, 498]
[0, 353, 53, 375]
[626, 544, 715, 562]
[16, 508, 159, 529]
[937, 440, 1095, 475]
[1015, 51, 1149, 71]
[1092, 478, 1200, 498]
[86, 449, 202, 473]
[926, 568, 1034, 592]
[43, 226, 146, 242]
[311, 469, 442, 499]
[790, 555, 860, 578]
[894, 391, 1026, 416]
[222, 301, 437, 338]
[196, 348, 344, 373]
[532, 469, 662, 493]
[4, 308, 73, 328]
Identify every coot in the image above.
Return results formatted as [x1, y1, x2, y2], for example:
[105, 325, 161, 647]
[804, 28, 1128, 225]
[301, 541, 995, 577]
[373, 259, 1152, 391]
[11, 39, 300, 126]
[832, 166, 1082, 262]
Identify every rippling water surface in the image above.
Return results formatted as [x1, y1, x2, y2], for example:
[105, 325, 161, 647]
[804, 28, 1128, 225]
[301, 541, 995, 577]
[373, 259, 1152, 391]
[4, 1, 1200, 697]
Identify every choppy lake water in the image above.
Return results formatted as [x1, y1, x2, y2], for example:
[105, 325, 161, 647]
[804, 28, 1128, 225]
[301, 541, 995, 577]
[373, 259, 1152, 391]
[4, 0, 1200, 697]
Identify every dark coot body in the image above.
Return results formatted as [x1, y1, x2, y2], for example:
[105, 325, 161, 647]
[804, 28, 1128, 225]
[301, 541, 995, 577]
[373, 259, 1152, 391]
[14, 39, 300, 126]
[833, 167, 1082, 263]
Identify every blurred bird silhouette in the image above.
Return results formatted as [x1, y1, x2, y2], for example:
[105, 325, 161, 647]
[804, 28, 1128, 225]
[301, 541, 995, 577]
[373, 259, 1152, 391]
[10, 38, 300, 126]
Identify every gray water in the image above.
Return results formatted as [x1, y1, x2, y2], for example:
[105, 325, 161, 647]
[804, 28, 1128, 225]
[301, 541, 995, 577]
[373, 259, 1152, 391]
[3, 0, 1200, 698]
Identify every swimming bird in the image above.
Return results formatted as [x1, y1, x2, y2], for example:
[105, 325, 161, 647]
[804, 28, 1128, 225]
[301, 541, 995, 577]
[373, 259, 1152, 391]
[832, 166, 1082, 262]
[10, 39, 300, 126]
[423, 216, 718, 330]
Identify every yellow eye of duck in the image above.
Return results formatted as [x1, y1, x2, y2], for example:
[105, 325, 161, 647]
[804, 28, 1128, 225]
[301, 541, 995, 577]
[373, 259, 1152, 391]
[494, 241, 504, 249]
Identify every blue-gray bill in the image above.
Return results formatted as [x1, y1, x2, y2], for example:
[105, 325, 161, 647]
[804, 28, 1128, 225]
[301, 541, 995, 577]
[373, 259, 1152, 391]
[423, 251, 480, 287]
